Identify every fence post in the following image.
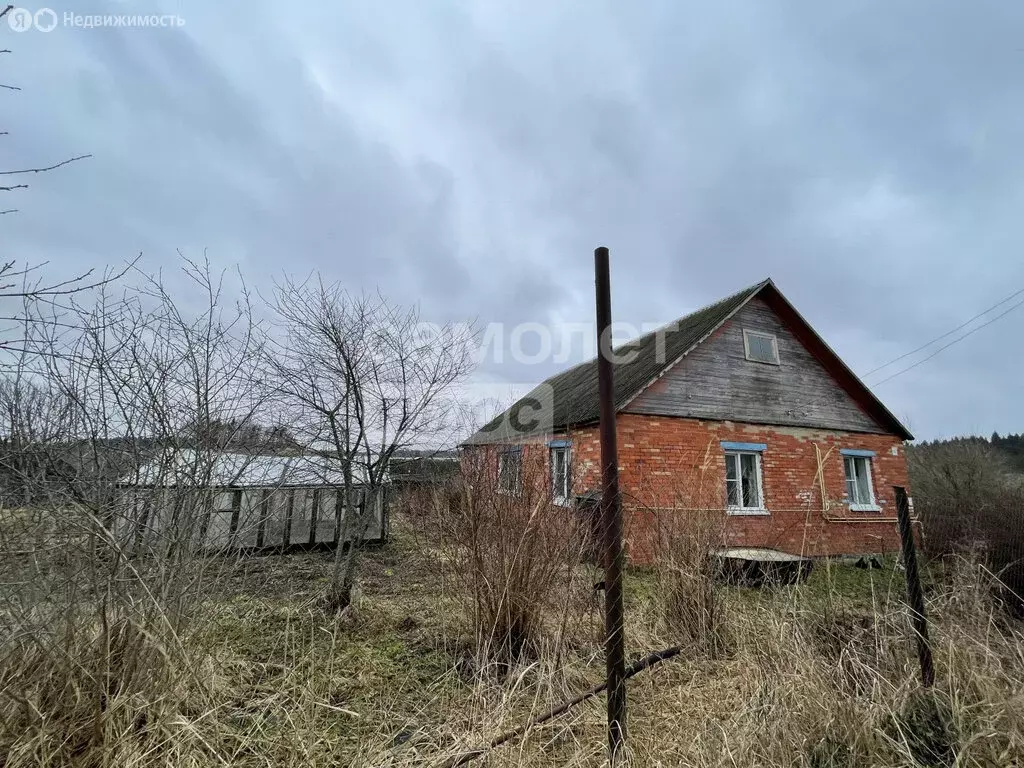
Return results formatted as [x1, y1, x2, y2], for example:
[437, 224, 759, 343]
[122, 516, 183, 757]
[894, 485, 935, 688]
[595, 246, 627, 760]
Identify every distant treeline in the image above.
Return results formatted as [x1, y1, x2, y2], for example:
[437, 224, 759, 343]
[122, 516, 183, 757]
[991, 433, 1024, 472]
[911, 432, 1024, 473]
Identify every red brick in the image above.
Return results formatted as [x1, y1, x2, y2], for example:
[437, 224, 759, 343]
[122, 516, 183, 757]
[463, 414, 909, 565]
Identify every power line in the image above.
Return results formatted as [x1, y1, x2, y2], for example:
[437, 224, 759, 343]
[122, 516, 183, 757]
[871, 295, 1024, 387]
[864, 284, 1024, 378]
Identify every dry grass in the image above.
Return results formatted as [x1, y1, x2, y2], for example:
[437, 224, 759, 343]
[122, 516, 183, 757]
[907, 440, 1024, 616]
[3, 508, 1024, 767]
[439, 459, 593, 664]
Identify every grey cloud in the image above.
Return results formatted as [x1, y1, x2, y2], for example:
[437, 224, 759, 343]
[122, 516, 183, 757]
[3, 0, 1023, 438]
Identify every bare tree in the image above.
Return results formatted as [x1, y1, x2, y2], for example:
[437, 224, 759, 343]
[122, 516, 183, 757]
[2, 253, 268, 603]
[907, 439, 1010, 506]
[0, 255, 280, 764]
[267, 276, 475, 613]
[0, 374, 74, 505]
[43, 258, 267, 531]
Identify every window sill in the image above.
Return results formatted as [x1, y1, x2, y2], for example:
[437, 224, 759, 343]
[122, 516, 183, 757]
[848, 504, 882, 513]
[727, 507, 770, 516]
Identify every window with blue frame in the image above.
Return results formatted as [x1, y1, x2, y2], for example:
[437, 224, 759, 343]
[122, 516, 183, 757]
[721, 441, 767, 512]
[842, 449, 878, 510]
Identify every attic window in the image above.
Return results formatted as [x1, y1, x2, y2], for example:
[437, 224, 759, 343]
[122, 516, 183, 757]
[743, 330, 780, 365]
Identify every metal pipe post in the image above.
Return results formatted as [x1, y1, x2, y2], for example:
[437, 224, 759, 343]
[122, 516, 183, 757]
[594, 245, 627, 758]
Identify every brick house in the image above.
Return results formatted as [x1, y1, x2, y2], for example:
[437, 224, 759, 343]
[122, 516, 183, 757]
[463, 278, 914, 564]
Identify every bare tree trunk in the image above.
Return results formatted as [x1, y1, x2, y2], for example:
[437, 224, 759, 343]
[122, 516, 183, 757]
[327, 467, 356, 613]
[327, 487, 382, 613]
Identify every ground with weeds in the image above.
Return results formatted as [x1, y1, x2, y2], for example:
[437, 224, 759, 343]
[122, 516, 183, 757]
[3, 513, 1023, 767]
[194, 524, 1013, 765]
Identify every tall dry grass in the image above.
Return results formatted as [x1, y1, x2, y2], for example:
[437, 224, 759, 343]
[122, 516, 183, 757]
[908, 440, 1024, 616]
[440, 451, 593, 664]
[651, 501, 729, 656]
[620, 440, 731, 656]
[5, 453, 1024, 768]
[666, 558, 1024, 768]
[0, 478, 270, 767]
[4, 511, 1024, 767]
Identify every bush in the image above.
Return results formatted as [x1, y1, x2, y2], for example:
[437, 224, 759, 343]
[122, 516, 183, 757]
[442, 451, 589, 664]
[654, 507, 729, 655]
[908, 441, 1024, 615]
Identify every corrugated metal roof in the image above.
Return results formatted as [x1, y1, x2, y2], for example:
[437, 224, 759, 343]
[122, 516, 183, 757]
[120, 450, 369, 488]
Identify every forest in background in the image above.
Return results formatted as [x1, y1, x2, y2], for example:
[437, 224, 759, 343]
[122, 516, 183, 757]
[912, 432, 1024, 474]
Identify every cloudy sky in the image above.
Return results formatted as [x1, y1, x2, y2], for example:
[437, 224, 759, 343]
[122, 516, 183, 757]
[4, 0, 1024, 440]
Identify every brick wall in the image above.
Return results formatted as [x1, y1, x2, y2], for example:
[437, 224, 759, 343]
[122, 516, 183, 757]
[463, 413, 910, 566]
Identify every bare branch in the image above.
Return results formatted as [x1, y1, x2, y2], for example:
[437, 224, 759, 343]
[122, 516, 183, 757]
[439, 645, 685, 767]
[0, 256, 139, 300]
[0, 154, 92, 176]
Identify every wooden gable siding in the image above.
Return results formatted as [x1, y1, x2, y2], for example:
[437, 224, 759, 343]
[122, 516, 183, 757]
[623, 297, 886, 434]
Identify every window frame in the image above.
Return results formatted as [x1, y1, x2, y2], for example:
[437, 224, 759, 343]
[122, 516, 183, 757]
[841, 449, 880, 511]
[743, 328, 781, 365]
[549, 441, 572, 506]
[213, 490, 236, 514]
[721, 441, 768, 515]
[497, 446, 523, 496]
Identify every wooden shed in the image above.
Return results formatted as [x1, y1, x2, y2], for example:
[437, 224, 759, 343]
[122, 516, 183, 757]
[116, 450, 386, 553]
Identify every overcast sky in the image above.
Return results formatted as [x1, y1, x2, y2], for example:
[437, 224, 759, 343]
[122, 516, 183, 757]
[4, 1, 1024, 441]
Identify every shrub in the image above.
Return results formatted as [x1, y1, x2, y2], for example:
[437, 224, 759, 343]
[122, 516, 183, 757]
[443, 449, 588, 664]
[908, 441, 1024, 615]
[636, 443, 731, 655]
[654, 507, 729, 655]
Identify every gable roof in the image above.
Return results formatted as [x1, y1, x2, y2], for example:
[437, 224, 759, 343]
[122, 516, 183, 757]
[467, 278, 913, 443]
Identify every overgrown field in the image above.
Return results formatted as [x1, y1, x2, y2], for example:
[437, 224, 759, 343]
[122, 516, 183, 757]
[2, 513, 1024, 767]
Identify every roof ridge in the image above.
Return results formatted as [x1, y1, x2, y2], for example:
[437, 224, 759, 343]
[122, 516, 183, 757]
[467, 277, 772, 442]
[527, 277, 772, 391]
[614, 277, 771, 351]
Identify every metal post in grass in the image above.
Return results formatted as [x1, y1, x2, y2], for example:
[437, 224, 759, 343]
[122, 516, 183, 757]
[594, 246, 627, 760]
[894, 485, 935, 688]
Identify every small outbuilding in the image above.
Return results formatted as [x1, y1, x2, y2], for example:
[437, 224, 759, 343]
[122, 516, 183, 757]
[388, 448, 460, 487]
[116, 450, 387, 553]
